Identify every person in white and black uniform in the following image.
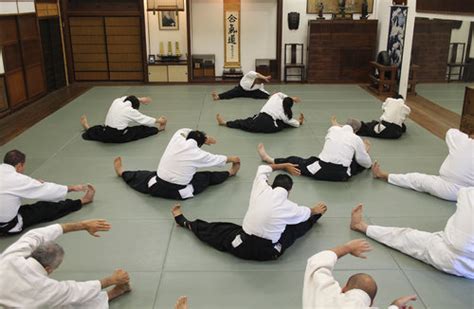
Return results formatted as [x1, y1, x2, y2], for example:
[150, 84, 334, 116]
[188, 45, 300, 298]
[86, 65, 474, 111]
[258, 116, 373, 182]
[114, 128, 241, 200]
[171, 164, 328, 261]
[0, 219, 131, 307]
[0, 150, 95, 235]
[216, 92, 304, 133]
[80, 95, 167, 143]
[347, 95, 411, 139]
[211, 71, 271, 100]
[372, 128, 473, 201]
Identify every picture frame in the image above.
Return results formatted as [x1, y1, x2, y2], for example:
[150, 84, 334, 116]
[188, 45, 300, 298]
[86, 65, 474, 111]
[159, 11, 179, 30]
[307, 0, 374, 14]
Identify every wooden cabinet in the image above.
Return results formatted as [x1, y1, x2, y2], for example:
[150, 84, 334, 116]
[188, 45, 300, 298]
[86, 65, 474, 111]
[69, 16, 144, 81]
[461, 86, 474, 135]
[0, 76, 9, 111]
[0, 14, 46, 110]
[148, 63, 187, 82]
[306, 20, 377, 83]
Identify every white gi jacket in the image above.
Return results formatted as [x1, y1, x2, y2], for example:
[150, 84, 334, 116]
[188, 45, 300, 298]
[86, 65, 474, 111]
[104, 96, 156, 130]
[317, 125, 372, 171]
[242, 165, 311, 243]
[239, 71, 270, 94]
[0, 224, 108, 308]
[154, 128, 227, 198]
[260, 92, 300, 128]
[0, 163, 68, 232]
[379, 98, 411, 126]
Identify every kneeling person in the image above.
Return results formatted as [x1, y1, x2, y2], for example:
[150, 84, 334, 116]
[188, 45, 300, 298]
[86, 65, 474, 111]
[81, 95, 167, 143]
[115, 128, 240, 200]
[172, 164, 327, 261]
[0, 219, 131, 307]
[258, 116, 372, 182]
[348, 94, 410, 139]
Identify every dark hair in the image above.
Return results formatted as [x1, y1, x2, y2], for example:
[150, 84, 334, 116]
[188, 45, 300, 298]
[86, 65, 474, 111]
[272, 174, 293, 191]
[282, 97, 294, 119]
[3, 149, 26, 166]
[393, 94, 404, 100]
[125, 95, 140, 110]
[187, 130, 207, 147]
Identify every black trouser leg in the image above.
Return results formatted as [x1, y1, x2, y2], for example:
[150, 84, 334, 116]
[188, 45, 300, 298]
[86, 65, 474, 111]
[119, 126, 159, 143]
[121, 170, 156, 194]
[218, 86, 246, 100]
[188, 219, 242, 252]
[243, 89, 270, 99]
[18, 199, 82, 230]
[82, 125, 107, 141]
[277, 214, 322, 254]
[357, 120, 404, 139]
[226, 115, 259, 131]
[274, 156, 318, 177]
[190, 171, 230, 195]
[350, 160, 366, 176]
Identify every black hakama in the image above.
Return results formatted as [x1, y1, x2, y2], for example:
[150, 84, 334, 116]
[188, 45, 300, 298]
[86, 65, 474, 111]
[218, 85, 269, 100]
[82, 125, 159, 143]
[226, 112, 290, 133]
[356, 120, 406, 139]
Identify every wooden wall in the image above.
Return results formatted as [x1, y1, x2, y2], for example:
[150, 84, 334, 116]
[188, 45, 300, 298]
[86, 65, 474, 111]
[417, 0, 474, 16]
[461, 86, 474, 134]
[306, 20, 377, 83]
[412, 18, 453, 82]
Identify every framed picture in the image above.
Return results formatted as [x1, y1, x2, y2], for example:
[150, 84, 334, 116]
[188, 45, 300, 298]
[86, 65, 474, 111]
[159, 11, 179, 30]
[307, 0, 374, 14]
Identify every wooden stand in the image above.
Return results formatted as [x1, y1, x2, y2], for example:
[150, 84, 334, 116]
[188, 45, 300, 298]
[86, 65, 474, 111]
[368, 61, 397, 95]
[461, 86, 474, 134]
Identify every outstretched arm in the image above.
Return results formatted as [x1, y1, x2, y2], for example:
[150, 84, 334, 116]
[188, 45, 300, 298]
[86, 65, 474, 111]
[330, 239, 372, 259]
[61, 219, 111, 237]
[138, 96, 152, 105]
[255, 72, 271, 82]
[270, 163, 301, 176]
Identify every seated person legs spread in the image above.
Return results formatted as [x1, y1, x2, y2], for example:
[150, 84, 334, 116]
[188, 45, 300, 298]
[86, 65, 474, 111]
[221, 113, 284, 133]
[216, 85, 247, 100]
[82, 125, 159, 143]
[355, 120, 405, 139]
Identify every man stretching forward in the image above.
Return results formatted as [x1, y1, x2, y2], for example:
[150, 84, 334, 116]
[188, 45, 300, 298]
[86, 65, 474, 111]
[172, 164, 327, 261]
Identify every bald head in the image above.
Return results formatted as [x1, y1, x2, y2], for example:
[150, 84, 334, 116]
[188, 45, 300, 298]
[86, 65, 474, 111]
[344, 273, 378, 304]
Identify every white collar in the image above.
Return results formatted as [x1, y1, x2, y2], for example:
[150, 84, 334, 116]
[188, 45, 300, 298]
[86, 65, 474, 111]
[344, 289, 372, 306]
[25, 257, 48, 276]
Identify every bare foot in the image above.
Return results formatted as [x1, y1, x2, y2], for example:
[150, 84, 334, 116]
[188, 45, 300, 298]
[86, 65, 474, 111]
[157, 116, 167, 130]
[171, 203, 183, 218]
[114, 157, 124, 177]
[108, 283, 132, 301]
[216, 113, 226, 126]
[80, 115, 90, 130]
[80, 184, 95, 205]
[312, 202, 328, 215]
[175, 296, 188, 309]
[350, 204, 368, 233]
[257, 143, 274, 164]
[372, 161, 388, 181]
[299, 113, 305, 125]
[229, 162, 240, 176]
[211, 91, 220, 101]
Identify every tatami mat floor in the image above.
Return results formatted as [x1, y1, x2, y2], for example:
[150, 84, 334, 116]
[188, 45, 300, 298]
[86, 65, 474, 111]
[0, 85, 472, 309]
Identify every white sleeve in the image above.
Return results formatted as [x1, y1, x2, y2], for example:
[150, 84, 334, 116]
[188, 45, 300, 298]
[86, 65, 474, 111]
[13, 174, 68, 202]
[303, 250, 342, 307]
[354, 137, 372, 168]
[193, 150, 227, 169]
[252, 165, 273, 195]
[283, 118, 300, 128]
[280, 202, 311, 225]
[126, 108, 156, 127]
[387, 306, 399, 309]
[1, 224, 63, 258]
[246, 71, 258, 79]
[44, 279, 105, 307]
[445, 129, 468, 152]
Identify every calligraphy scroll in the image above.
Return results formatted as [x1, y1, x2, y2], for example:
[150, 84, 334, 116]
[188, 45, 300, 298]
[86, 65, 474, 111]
[224, 0, 241, 68]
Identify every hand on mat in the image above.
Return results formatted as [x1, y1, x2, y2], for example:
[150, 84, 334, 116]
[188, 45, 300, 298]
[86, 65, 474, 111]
[364, 139, 371, 152]
[285, 163, 301, 176]
[205, 136, 217, 145]
[82, 219, 111, 237]
[139, 97, 152, 105]
[298, 113, 305, 125]
[111, 269, 130, 285]
[311, 202, 327, 216]
[227, 156, 241, 164]
[331, 115, 340, 127]
[391, 294, 417, 309]
[346, 239, 372, 259]
[293, 96, 302, 103]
